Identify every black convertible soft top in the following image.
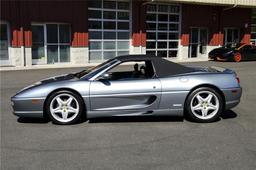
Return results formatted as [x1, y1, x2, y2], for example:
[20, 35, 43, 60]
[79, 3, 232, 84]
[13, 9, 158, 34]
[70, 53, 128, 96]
[115, 55, 194, 77]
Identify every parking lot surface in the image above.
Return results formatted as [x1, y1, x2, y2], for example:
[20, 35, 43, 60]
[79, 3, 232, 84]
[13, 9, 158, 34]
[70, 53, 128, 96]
[1, 61, 256, 170]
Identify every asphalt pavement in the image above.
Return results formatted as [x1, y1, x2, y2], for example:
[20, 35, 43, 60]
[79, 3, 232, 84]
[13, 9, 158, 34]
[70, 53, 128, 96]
[1, 61, 256, 170]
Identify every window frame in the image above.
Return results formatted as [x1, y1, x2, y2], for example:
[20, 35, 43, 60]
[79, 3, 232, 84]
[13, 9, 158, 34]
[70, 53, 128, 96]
[98, 60, 156, 81]
[0, 21, 11, 66]
[188, 27, 208, 58]
[251, 9, 256, 45]
[31, 23, 71, 65]
[224, 27, 240, 46]
[146, 3, 181, 58]
[88, 0, 132, 62]
[251, 24, 256, 45]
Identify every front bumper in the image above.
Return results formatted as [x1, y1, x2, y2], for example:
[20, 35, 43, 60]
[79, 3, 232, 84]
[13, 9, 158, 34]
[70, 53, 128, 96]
[208, 55, 216, 60]
[216, 57, 228, 61]
[11, 97, 45, 118]
[209, 54, 232, 61]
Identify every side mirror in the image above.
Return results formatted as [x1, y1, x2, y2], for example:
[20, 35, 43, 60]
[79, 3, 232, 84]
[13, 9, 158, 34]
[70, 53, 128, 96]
[101, 73, 110, 79]
[97, 73, 111, 85]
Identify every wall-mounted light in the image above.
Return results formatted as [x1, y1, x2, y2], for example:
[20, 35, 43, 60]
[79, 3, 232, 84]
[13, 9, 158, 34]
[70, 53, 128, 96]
[212, 13, 217, 22]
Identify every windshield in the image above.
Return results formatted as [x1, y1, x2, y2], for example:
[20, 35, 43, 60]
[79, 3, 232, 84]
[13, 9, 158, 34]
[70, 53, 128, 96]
[74, 59, 117, 79]
[224, 43, 244, 49]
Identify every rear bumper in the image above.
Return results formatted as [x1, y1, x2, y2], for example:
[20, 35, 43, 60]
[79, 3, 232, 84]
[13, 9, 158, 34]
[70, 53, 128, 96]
[11, 97, 45, 118]
[225, 100, 240, 110]
[222, 87, 242, 110]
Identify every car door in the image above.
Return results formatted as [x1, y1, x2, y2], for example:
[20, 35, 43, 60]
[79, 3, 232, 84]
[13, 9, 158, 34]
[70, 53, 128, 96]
[240, 45, 254, 60]
[249, 46, 256, 60]
[89, 61, 162, 116]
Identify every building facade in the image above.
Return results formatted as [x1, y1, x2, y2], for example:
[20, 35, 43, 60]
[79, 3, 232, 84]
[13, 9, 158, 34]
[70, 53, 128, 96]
[0, 0, 255, 68]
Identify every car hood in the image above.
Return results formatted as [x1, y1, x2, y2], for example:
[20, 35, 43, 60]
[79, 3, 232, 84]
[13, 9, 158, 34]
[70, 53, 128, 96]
[38, 73, 78, 84]
[15, 74, 78, 95]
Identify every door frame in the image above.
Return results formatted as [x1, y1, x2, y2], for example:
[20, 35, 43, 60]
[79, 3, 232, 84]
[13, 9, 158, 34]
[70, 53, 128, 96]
[31, 22, 71, 65]
[188, 27, 208, 58]
[31, 23, 47, 65]
[224, 27, 240, 46]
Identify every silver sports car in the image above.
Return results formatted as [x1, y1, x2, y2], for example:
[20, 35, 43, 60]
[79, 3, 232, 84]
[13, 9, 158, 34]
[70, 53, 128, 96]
[11, 55, 242, 124]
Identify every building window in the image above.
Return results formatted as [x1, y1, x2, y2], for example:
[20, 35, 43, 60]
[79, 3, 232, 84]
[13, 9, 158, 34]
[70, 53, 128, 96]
[32, 25, 45, 64]
[32, 23, 71, 65]
[146, 4, 180, 58]
[224, 28, 240, 46]
[189, 28, 208, 58]
[0, 21, 10, 65]
[251, 25, 256, 45]
[88, 0, 131, 62]
[251, 9, 256, 45]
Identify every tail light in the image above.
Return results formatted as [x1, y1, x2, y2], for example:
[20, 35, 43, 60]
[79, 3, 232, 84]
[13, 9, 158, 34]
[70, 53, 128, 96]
[236, 77, 240, 84]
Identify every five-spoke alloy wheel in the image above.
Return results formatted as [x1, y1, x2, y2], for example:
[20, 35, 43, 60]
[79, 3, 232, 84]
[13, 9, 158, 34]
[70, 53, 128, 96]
[186, 87, 223, 123]
[46, 90, 84, 125]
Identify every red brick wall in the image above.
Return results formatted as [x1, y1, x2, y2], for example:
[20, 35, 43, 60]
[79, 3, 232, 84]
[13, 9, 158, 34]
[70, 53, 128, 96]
[221, 7, 251, 44]
[181, 4, 251, 46]
[1, 1, 252, 48]
[132, 0, 146, 47]
[181, 5, 220, 46]
[0, 0, 88, 47]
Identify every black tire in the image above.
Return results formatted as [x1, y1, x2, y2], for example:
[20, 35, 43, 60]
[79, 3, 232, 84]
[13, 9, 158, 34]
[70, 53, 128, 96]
[45, 90, 84, 125]
[185, 87, 223, 123]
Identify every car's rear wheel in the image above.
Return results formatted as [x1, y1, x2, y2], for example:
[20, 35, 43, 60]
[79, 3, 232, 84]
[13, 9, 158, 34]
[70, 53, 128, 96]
[46, 90, 84, 125]
[234, 52, 242, 62]
[186, 87, 223, 123]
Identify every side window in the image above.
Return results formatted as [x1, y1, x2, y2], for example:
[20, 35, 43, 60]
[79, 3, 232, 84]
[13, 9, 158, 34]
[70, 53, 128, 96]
[242, 45, 252, 50]
[100, 61, 155, 81]
[241, 45, 252, 52]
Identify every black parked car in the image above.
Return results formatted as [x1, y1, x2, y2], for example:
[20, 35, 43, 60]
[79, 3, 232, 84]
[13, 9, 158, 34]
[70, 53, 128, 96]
[209, 43, 256, 62]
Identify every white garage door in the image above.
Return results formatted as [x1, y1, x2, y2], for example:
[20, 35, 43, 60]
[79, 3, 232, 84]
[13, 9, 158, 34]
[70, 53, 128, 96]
[146, 4, 180, 58]
[88, 0, 131, 62]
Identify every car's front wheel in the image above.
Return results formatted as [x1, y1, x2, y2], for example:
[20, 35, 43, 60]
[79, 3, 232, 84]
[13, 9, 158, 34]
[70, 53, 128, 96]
[234, 52, 242, 62]
[186, 87, 223, 123]
[46, 90, 84, 125]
